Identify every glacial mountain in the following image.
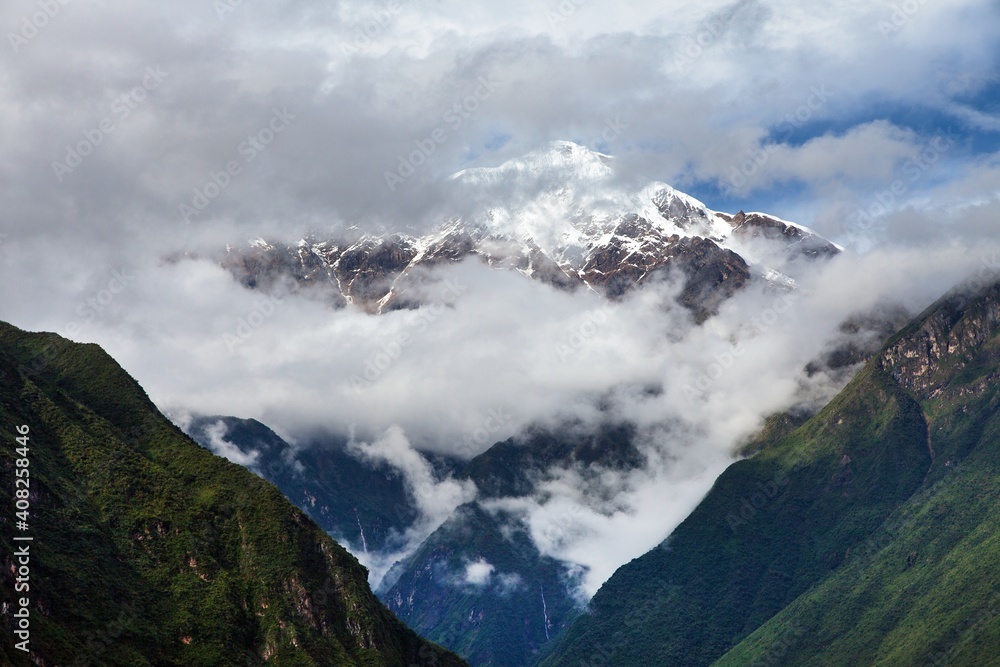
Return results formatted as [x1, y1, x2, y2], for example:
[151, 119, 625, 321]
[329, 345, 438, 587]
[218, 142, 839, 318]
[0, 323, 465, 667]
[185, 143, 876, 667]
[540, 280, 1000, 666]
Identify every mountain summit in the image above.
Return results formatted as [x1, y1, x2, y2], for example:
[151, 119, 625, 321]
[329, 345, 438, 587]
[220, 142, 840, 317]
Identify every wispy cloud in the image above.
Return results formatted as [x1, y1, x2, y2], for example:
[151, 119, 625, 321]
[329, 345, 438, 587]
[0, 0, 998, 602]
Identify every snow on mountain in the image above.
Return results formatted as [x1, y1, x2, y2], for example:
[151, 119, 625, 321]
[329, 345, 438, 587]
[219, 141, 841, 317]
[448, 141, 731, 260]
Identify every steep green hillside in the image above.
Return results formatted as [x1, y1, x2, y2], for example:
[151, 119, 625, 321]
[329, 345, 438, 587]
[542, 282, 1000, 667]
[186, 416, 420, 555]
[714, 283, 1000, 666]
[0, 323, 465, 667]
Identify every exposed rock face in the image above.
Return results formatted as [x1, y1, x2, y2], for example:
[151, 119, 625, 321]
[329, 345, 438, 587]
[335, 236, 420, 305]
[880, 282, 1000, 399]
[805, 305, 914, 380]
[216, 144, 840, 317]
[724, 210, 842, 259]
[580, 214, 683, 297]
[671, 237, 752, 320]
[221, 223, 760, 319]
[221, 236, 422, 311]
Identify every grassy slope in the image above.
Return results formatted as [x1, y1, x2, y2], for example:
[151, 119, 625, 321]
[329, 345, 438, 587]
[713, 431, 1000, 666]
[714, 297, 1000, 666]
[186, 416, 419, 554]
[540, 365, 931, 667]
[0, 323, 465, 667]
[542, 284, 1000, 667]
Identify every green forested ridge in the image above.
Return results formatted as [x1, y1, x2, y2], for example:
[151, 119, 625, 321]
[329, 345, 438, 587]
[185, 415, 420, 556]
[0, 323, 465, 667]
[541, 282, 1000, 667]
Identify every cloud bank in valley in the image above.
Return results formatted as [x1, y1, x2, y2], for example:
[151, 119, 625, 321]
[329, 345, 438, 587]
[0, 0, 998, 597]
[6, 207, 998, 593]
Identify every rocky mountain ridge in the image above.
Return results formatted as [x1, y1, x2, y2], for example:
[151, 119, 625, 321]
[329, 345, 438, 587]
[219, 142, 840, 317]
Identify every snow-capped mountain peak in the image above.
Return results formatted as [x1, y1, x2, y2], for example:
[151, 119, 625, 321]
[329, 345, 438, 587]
[446, 141, 740, 263]
[219, 142, 841, 318]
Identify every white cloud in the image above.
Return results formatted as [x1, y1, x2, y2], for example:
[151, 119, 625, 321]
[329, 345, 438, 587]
[1, 0, 998, 606]
[722, 121, 923, 197]
[496, 572, 525, 595]
[204, 420, 262, 471]
[347, 425, 477, 585]
[350, 426, 477, 522]
[4, 206, 999, 598]
[464, 558, 496, 586]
